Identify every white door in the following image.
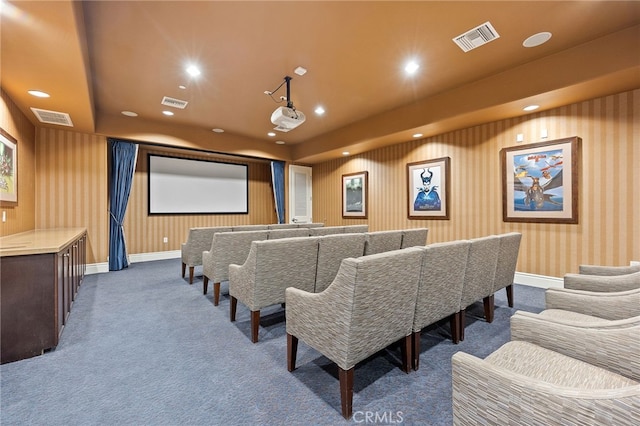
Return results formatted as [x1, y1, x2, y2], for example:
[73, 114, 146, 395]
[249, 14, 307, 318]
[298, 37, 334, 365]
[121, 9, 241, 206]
[289, 165, 312, 223]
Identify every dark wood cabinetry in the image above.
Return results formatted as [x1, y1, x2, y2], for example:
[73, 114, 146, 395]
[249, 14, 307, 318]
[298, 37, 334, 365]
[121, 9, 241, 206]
[1, 229, 87, 364]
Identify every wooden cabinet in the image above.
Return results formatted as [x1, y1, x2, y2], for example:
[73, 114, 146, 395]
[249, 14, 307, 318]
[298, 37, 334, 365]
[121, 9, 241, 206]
[1, 229, 87, 364]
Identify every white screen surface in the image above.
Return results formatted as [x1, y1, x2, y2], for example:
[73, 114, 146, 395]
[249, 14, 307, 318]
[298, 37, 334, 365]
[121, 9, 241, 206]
[148, 155, 248, 214]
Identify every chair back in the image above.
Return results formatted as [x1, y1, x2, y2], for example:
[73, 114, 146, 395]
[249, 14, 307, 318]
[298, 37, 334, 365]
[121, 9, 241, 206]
[493, 232, 522, 292]
[267, 223, 299, 230]
[413, 240, 469, 332]
[232, 225, 268, 231]
[209, 230, 269, 282]
[401, 228, 429, 249]
[343, 225, 368, 233]
[268, 228, 311, 239]
[309, 226, 344, 236]
[324, 248, 423, 369]
[364, 230, 403, 255]
[315, 233, 367, 293]
[460, 235, 500, 309]
[251, 237, 319, 308]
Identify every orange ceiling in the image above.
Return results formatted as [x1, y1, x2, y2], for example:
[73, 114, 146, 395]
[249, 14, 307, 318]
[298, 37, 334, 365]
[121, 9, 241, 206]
[2, 1, 639, 163]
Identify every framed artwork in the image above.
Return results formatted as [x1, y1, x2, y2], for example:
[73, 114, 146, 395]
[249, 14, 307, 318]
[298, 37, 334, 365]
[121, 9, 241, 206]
[0, 127, 17, 205]
[342, 171, 368, 218]
[407, 157, 450, 219]
[501, 136, 580, 224]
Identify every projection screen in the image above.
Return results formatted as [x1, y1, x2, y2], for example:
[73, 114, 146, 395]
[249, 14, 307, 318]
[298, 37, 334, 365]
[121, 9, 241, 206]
[148, 154, 248, 214]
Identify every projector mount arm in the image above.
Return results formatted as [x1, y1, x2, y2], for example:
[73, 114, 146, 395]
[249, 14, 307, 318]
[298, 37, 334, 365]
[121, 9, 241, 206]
[265, 76, 295, 110]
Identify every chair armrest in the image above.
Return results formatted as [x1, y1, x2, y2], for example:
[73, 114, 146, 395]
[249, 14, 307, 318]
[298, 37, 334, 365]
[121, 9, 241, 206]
[285, 286, 351, 367]
[228, 248, 258, 310]
[564, 272, 640, 292]
[510, 311, 640, 381]
[579, 264, 640, 276]
[452, 351, 640, 426]
[545, 287, 640, 320]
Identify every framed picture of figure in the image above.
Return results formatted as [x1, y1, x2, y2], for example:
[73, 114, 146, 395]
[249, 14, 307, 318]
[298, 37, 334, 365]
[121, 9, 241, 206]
[407, 157, 450, 220]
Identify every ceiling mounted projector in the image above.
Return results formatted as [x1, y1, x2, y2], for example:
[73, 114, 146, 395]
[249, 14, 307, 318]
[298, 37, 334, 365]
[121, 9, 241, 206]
[271, 106, 306, 132]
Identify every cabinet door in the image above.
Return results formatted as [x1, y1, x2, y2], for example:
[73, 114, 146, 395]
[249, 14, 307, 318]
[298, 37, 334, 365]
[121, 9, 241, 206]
[56, 252, 65, 339]
[62, 248, 72, 322]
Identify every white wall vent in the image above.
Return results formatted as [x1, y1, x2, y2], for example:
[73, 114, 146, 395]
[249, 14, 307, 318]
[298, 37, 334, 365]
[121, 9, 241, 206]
[161, 96, 188, 109]
[453, 21, 500, 52]
[30, 108, 74, 127]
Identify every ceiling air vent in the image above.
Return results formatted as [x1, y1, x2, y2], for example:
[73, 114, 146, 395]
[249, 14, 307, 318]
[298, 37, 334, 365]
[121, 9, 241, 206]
[453, 21, 500, 52]
[161, 96, 188, 109]
[30, 108, 74, 127]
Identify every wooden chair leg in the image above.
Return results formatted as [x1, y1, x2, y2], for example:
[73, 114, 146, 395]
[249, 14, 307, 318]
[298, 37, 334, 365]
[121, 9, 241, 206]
[213, 282, 221, 306]
[450, 312, 461, 344]
[203, 276, 209, 295]
[483, 294, 495, 323]
[230, 296, 237, 322]
[506, 284, 514, 308]
[401, 335, 412, 373]
[339, 367, 354, 420]
[287, 333, 298, 372]
[459, 309, 466, 341]
[181, 262, 186, 278]
[250, 310, 261, 343]
[412, 331, 421, 371]
[189, 266, 194, 284]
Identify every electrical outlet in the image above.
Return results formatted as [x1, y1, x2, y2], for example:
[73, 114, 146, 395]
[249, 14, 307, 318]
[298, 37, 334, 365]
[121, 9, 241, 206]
[163, 237, 168, 243]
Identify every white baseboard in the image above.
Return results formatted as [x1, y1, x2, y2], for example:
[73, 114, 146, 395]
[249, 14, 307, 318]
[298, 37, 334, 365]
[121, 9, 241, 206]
[86, 250, 181, 275]
[515, 271, 563, 289]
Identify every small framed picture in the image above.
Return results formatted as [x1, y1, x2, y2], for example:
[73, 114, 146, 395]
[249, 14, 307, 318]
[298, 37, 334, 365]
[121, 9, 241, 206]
[407, 157, 450, 220]
[342, 171, 368, 218]
[0, 128, 18, 205]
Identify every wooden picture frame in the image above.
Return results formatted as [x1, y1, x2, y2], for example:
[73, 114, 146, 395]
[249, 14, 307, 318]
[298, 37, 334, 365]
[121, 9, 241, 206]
[342, 171, 368, 218]
[501, 136, 580, 224]
[407, 157, 450, 219]
[0, 127, 18, 205]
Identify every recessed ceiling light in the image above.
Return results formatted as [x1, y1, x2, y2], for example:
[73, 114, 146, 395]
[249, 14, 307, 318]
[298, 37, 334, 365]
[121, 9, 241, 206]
[294, 66, 307, 76]
[404, 60, 420, 75]
[121, 111, 138, 117]
[267, 132, 276, 137]
[523, 32, 552, 48]
[314, 106, 325, 115]
[212, 128, 224, 133]
[28, 90, 50, 98]
[413, 133, 423, 138]
[342, 151, 350, 156]
[523, 105, 540, 111]
[162, 110, 174, 116]
[178, 85, 187, 90]
[186, 65, 201, 77]
[275, 140, 285, 145]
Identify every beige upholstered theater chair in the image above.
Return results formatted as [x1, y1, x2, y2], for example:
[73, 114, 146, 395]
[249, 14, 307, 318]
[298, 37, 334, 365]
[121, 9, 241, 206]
[412, 240, 469, 370]
[202, 230, 269, 303]
[266, 228, 311, 239]
[363, 230, 404, 255]
[545, 287, 640, 320]
[285, 248, 423, 420]
[313, 233, 366, 293]
[578, 263, 640, 276]
[458, 235, 500, 341]
[400, 228, 429, 249]
[452, 311, 640, 425]
[492, 232, 522, 307]
[563, 271, 640, 292]
[228, 237, 319, 343]
[181, 227, 231, 284]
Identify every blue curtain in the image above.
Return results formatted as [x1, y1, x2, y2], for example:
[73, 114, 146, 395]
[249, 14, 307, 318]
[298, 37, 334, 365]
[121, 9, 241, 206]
[108, 139, 139, 271]
[271, 161, 286, 224]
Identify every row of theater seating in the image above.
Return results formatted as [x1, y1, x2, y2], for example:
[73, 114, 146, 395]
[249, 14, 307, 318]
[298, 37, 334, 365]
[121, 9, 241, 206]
[180, 223, 325, 284]
[221, 228, 429, 341]
[451, 264, 640, 424]
[276, 233, 521, 419]
[201, 225, 374, 301]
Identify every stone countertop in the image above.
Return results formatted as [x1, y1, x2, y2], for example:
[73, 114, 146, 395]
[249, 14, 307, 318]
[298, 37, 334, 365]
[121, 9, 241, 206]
[0, 228, 87, 257]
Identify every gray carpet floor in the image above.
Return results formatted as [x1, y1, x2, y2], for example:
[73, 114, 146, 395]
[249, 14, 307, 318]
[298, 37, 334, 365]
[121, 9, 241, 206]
[0, 258, 544, 425]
